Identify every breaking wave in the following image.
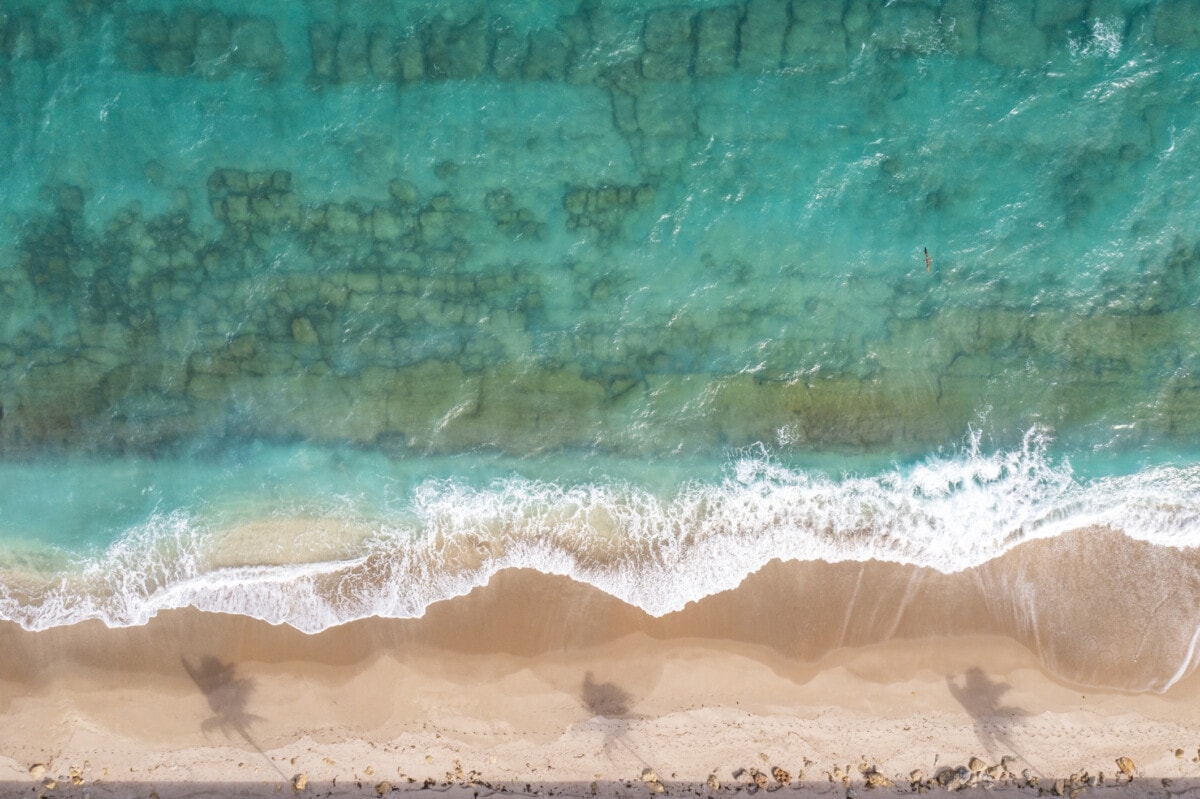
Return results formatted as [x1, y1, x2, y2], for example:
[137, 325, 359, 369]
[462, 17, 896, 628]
[2, 428, 1199, 634]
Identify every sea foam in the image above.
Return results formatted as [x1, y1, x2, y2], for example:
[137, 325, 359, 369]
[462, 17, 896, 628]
[2, 429, 1198, 634]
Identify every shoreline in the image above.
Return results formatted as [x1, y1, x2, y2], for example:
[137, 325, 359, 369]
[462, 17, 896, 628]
[4, 527, 1199, 689]
[4, 549, 1200, 797]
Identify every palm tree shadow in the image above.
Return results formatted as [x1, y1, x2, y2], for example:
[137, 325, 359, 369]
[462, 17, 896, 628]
[946, 667, 1033, 764]
[582, 670, 635, 718]
[182, 655, 284, 779]
[580, 671, 650, 769]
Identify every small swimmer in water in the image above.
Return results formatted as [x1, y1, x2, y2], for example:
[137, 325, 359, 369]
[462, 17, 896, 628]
[924, 247, 931, 273]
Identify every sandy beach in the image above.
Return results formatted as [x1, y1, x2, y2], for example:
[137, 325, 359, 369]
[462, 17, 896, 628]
[4, 531, 1200, 798]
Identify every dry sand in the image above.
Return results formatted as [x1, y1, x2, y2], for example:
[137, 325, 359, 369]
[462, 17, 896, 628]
[3, 535, 1200, 798]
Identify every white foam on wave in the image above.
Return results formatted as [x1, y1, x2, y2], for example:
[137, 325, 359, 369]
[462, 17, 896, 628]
[0, 509, 205, 629]
[1069, 17, 1125, 60]
[2, 428, 1200, 633]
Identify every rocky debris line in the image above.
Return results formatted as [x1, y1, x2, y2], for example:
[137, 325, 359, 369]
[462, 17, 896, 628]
[24, 761, 89, 795]
[13, 754, 1179, 799]
[720, 756, 1101, 794]
[117, 9, 285, 80]
[723, 755, 1151, 795]
[729, 763, 807, 792]
[892, 755, 1147, 795]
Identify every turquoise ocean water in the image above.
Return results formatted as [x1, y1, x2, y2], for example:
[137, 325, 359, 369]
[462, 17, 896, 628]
[3, 0, 1200, 679]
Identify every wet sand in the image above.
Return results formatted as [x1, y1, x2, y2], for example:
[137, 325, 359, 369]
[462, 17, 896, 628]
[3, 529, 1200, 798]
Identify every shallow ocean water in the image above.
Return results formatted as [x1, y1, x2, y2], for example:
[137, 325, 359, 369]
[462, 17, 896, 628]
[2, 0, 1200, 686]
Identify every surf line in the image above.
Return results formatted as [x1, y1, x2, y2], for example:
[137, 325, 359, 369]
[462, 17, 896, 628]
[924, 247, 932, 273]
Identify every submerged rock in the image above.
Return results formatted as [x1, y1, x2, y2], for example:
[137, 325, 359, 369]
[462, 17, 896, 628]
[1034, 0, 1087, 28]
[368, 25, 398, 81]
[940, 0, 981, 55]
[783, 9, 846, 73]
[309, 22, 336, 84]
[979, 0, 1048, 68]
[871, 3, 938, 54]
[635, 83, 696, 137]
[396, 35, 424, 82]
[229, 16, 285, 79]
[427, 15, 489, 80]
[642, 8, 694, 81]
[563, 183, 655, 239]
[523, 28, 572, 81]
[491, 26, 527, 80]
[290, 316, 319, 345]
[195, 12, 232, 79]
[335, 25, 370, 83]
[695, 5, 739, 76]
[1155, 0, 1200, 48]
[738, 0, 788, 72]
